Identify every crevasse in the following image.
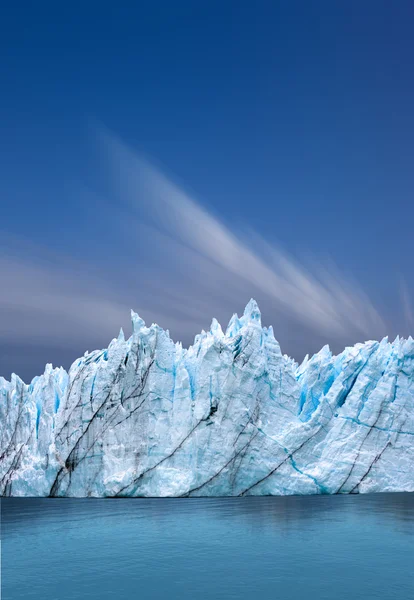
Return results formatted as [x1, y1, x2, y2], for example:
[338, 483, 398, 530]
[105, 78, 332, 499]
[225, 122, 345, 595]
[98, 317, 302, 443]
[1, 299, 413, 497]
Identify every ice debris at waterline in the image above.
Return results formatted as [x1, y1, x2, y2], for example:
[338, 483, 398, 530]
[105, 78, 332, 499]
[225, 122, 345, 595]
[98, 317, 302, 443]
[1, 300, 414, 497]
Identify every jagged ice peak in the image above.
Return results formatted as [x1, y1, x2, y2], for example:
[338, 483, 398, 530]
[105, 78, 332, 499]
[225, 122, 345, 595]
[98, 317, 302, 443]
[0, 299, 413, 497]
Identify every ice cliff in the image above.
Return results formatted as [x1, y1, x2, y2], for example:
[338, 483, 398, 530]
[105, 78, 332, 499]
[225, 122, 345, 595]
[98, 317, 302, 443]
[1, 300, 413, 497]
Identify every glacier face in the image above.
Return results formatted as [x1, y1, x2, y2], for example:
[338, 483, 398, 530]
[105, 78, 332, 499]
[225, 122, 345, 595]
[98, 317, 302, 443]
[1, 299, 414, 497]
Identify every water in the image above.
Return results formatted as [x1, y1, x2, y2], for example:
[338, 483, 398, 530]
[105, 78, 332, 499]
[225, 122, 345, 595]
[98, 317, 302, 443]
[2, 494, 413, 599]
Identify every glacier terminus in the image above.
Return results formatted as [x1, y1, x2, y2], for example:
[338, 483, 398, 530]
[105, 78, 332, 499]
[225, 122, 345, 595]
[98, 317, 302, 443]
[1, 300, 413, 497]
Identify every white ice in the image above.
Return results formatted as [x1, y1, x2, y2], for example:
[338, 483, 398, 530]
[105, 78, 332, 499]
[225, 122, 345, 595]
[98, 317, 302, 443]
[1, 300, 413, 497]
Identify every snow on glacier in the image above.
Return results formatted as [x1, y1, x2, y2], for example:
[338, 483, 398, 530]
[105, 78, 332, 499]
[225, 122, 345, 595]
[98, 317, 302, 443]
[0, 299, 413, 497]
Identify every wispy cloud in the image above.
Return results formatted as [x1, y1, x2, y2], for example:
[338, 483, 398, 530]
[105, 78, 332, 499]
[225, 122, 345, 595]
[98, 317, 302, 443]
[0, 252, 129, 346]
[0, 128, 390, 380]
[101, 129, 386, 341]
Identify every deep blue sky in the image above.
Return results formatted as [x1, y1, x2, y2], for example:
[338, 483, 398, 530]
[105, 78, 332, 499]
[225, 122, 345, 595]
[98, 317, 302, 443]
[1, 1, 413, 381]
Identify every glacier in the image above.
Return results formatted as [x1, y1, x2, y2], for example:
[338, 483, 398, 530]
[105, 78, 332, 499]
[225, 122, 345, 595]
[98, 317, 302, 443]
[1, 299, 413, 497]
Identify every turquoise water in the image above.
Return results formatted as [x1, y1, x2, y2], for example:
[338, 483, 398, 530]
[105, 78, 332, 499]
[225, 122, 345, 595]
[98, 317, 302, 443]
[2, 494, 414, 599]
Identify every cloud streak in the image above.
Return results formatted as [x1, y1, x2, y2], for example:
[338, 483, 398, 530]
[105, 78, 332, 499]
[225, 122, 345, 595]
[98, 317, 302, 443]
[103, 130, 386, 341]
[0, 128, 391, 379]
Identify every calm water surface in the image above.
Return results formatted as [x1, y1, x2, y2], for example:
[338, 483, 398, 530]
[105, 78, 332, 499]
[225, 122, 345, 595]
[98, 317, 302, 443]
[2, 494, 414, 599]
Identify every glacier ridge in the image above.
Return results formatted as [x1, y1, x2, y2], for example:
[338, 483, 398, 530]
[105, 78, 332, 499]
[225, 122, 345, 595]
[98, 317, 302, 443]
[1, 299, 413, 497]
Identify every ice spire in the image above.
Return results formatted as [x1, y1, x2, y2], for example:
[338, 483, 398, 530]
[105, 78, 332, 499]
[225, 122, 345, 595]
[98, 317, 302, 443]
[241, 299, 261, 327]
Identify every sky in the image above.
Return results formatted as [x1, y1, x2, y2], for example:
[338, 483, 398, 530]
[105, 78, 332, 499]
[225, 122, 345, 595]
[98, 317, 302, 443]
[1, 1, 413, 382]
